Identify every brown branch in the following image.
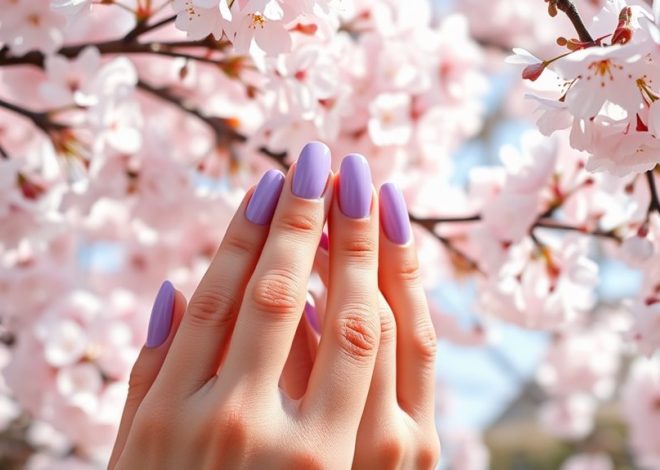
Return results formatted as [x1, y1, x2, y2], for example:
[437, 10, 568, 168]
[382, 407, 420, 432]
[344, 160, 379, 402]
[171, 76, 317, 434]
[0, 97, 66, 133]
[533, 220, 620, 241]
[136, 80, 243, 148]
[554, 0, 595, 44]
[410, 214, 484, 273]
[0, 142, 8, 160]
[646, 168, 660, 215]
[0, 36, 229, 68]
[123, 14, 176, 42]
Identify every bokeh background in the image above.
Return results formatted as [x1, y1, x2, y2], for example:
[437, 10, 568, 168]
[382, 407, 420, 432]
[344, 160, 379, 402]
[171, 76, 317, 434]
[0, 0, 659, 468]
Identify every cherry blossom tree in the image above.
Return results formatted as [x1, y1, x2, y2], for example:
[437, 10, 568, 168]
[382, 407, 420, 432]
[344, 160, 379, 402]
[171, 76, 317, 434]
[0, 0, 658, 467]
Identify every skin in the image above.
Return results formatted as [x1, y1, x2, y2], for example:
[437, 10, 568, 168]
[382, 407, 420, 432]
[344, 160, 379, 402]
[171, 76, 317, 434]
[109, 167, 440, 470]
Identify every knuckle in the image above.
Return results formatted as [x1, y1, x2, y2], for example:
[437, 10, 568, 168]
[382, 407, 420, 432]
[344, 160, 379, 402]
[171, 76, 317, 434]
[340, 236, 377, 263]
[286, 450, 325, 470]
[411, 323, 438, 364]
[275, 211, 319, 237]
[133, 405, 173, 439]
[417, 437, 441, 469]
[373, 439, 404, 468]
[127, 361, 150, 396]
[251, 268, 300, 314]
[379, 307, 397, 344]
[395, 257, 422, 284]
[335, 306, 379, 363]
[210, 406, 250, 453]
[223, 233, 255, 257]
[187, 287, 236, 329]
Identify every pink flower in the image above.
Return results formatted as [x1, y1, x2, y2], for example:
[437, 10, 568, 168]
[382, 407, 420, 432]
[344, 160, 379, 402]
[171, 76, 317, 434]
[172, 0, 226, 40]
[50, 0, 92, 18]
[560, 453, 613, 470]
[0, 1, 66, 54]
[38, 46, 102, 107]
[367, 93, 412, 146]
[628, 299, 660, 356]
[539, 395, 597, 439]
[621, 357, 660, 467]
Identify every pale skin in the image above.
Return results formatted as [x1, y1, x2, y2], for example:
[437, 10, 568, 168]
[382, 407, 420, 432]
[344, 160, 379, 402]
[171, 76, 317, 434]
[109, 166, 440, 469]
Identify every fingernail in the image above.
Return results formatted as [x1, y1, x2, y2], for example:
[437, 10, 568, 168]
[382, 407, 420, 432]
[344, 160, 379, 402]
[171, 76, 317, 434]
[319, 232, 329, 251]
[304, 301, 321, 334]
[246, 169, 285, 225]
[339, 153, 372, 219]
[292, 141, 331, 199]
[146, 280, 175, 348]
[379, 182, 411, 245]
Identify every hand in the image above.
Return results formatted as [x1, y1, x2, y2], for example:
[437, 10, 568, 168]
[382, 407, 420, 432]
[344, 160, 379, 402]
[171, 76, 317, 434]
[109, 142, 440, 469]
[295, 184, 441, 468]
[110, 143, 383, 469]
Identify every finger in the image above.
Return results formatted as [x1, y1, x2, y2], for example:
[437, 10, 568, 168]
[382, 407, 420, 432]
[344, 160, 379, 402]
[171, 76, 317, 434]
[303, 154, 380, 430]
[363, 294, 398, 414]
[156, 169, 285, 395]
[109, 284, 186, 469]
[379, 182, 437, 421]
[279, 307, 317, 400]
[221, 142, 331, 388]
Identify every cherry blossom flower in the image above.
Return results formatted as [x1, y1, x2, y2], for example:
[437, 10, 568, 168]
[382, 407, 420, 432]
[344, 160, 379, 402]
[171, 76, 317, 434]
[621, 357, 660, 467]
[560, 453, 614, 470]
[0, 0, 66, 54]
[50, 0, 92, 18]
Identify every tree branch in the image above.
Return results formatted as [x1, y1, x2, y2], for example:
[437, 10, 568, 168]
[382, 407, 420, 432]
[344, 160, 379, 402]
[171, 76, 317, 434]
[123, 14, 176, 42]
[554, 0, 595, 44]
[647, 168, 660, 215]
[0, 98, 65, 133]
[0, 36, 229, 68]
[0, 142, 8, 160]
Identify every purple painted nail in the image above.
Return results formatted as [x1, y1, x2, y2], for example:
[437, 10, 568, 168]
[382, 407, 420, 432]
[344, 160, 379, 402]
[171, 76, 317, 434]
[146, 280, 175, 348]
[379, 182, 411, 245]
[304, 301, 321, 334]
[246, 169, 285, 225]
[339, 153, 372, 219]
[292, 141, 331, 199]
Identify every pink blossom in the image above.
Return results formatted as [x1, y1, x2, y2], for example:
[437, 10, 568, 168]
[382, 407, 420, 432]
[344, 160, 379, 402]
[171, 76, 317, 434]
[0, 1, 66, 54]
[539, 394, 597, 439]
[621, 357, 660, 467]
[561, 453, 614, 470]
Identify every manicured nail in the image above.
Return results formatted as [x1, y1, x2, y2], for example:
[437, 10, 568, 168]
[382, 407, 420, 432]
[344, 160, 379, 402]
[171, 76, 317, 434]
[319, 232, 329, 251]
[304, 301, 321, 334]
[146, 280, 175, 348]
[246, 169, 285, 225]
[379, 182, 411, 245]
[292, 141, 331, 199]
[339, 153, 372, 219]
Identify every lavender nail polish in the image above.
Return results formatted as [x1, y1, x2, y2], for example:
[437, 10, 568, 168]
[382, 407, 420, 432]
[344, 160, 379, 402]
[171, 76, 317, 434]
[246, 169, 285, 225]
[379, 182, 411, 245]
[292, 141, 331, 199]
[304, 301, 321, 334]
[146, 280, 175, 348]
[339, 154, 372, 219]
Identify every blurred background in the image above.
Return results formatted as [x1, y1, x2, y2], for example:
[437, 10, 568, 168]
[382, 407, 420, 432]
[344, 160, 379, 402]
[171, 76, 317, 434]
[0, 0, 659, 468]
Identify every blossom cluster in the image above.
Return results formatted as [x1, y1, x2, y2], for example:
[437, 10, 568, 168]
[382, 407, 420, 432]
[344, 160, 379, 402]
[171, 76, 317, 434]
[0, 0, 658, 468]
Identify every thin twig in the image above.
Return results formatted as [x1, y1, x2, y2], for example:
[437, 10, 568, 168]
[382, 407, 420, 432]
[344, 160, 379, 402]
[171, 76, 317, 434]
[533, 219, 620, 241]
[410, 214, 484, 273]
[123, 14, 176, 42]
[646, 168, 660, 215]
[0, 98, 65, 132]
[0, 142, 8, 159]
[554, 0, 595, 43]
[0, 37, 228, 68]
[136, 79, 242, 148]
